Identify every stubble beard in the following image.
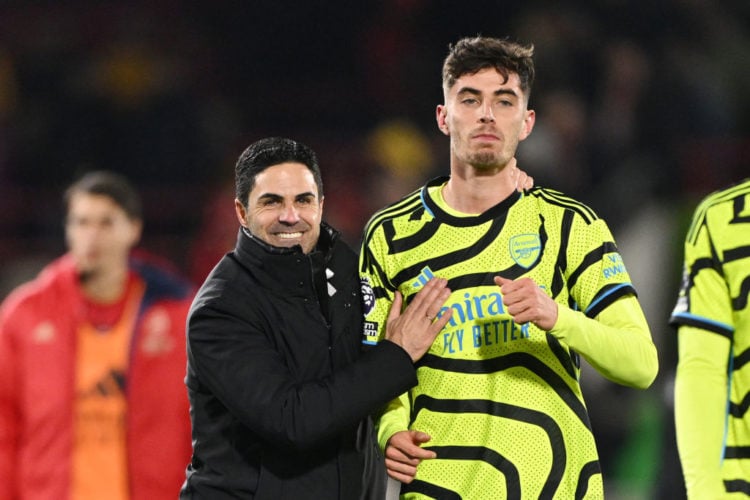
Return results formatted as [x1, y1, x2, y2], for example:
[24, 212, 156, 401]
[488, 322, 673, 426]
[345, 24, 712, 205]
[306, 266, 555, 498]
[468, 151, 502, 170]
[453, 134, 507, 172]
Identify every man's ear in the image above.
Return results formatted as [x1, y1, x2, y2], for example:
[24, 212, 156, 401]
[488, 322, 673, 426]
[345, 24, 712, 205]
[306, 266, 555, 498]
[518, 109, 536, 141]
[436, 104, 449, 136]
[234, 199, 247, 227]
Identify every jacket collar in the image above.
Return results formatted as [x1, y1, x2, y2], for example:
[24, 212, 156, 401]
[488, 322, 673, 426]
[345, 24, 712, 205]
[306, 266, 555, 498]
[232, 223, 339, 294]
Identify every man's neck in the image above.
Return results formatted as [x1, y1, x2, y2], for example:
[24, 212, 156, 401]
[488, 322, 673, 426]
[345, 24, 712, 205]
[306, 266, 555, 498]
[442, 163, 517, 214]
[80, 266, 130, 304]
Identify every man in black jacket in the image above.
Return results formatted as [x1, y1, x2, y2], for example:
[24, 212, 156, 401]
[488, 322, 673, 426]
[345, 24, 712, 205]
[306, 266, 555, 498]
[180, 137, 453, 499]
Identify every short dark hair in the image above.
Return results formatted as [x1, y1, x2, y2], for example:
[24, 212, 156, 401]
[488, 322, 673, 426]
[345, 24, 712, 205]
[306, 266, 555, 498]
[64, 170, 142, 220]
[442, 36, 535, 99]
[234, 137, 323, 208]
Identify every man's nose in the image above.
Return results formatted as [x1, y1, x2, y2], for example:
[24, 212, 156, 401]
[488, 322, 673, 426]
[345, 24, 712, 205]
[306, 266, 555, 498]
[480, 103, 495, 123]
[279, 205, 300, 223]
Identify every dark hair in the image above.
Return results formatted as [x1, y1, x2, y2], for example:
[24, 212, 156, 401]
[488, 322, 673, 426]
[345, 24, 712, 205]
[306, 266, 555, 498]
[442, 36, 535, 98]
[64, 170, 142, 220]
[234, 137, 323, 208]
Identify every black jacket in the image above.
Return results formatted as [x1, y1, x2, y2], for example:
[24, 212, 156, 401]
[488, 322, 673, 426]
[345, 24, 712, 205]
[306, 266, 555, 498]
[181, 225, 417, 499]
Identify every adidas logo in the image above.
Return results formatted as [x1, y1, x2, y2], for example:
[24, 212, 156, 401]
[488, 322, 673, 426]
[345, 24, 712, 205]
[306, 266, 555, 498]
[411, 266, 435, 290]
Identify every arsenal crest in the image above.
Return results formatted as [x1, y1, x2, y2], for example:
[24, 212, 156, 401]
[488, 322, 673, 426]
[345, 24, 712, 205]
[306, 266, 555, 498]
[509, 234, 541, 269]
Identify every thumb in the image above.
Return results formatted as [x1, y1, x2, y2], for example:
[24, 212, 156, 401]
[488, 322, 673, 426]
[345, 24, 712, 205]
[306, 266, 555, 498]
[412, 431, 432, 444]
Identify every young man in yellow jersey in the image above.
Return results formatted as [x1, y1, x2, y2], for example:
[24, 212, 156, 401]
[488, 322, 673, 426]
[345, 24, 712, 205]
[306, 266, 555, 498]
[360, 36, 659, 498]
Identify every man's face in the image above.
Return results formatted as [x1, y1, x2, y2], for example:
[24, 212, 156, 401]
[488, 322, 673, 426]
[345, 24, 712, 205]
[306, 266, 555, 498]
[65, 193, 142, 278]
[437, 67, 535, 171]
[235, 162, 323, 254]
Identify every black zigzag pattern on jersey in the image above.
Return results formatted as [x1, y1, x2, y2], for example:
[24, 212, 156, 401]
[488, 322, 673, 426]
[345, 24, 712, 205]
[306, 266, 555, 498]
[384, 217, 440, 254]
[684, 254, 723, 311]
[730, 391, 750, 418]
[735, 348, 750, 372]
[732, 275, 750, 311]
[686, 179, 750, 244]
[532, 189, 598, 224]
[688, 256, 720, 283]
[575, 461, 602, 500]
[732, 188, 750, 223]
[391, 212, 544, 292]
[412, 395, 564, 499]
[566, 241, 618, 292]
[547, 332, 579, 379]
[414, 446, 520, 499]
[401, 479, 462, 499]
[724, 446, 750, 459]
[360, 192, 423, 272]
[725, 244, 750, 263]
[362, 251, 394, 297]
[551, 210, 575, 299]
[725, 478, 750, 494]
[415, 352, 592, 429]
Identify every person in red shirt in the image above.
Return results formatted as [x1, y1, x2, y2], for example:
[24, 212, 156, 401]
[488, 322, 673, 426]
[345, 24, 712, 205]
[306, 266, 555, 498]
[0, 171, 195, 500]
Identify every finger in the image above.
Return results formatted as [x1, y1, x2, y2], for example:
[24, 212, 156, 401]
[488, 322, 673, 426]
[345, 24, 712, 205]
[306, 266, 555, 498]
[387, 290, 404, 322]
[432, 306, 453, 332]
[385, 449, 421, 466]
[388, 441, 436, 461]
[425, 287, 452, 323]
[387, 468, 417, 484]
[409, 278, 447, 318]
[385, 442, 420, 462]
[385, 455, 420, 471]
[493, 276, 511, 288]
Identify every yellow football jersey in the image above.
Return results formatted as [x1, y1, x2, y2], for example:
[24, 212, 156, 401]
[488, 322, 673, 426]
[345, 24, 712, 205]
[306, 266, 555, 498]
[360, 178, 639, 499]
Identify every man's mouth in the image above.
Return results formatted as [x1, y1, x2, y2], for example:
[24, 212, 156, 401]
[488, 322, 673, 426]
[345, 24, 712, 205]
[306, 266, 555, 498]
[276, 232, 303, 239]
[473, 133, 499, 141]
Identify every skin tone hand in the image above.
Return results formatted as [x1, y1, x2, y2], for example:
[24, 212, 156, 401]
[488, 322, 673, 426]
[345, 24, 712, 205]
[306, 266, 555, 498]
[384, 278, 454, 362]
[508, 157, 534, 191]
[494, 276, 558, 331]
[384, 430, 436, 483]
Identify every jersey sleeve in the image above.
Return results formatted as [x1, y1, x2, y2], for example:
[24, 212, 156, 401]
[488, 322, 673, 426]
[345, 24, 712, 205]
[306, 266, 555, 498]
[670, 199, 735, 497]
[550, 216, 658, 388]
[567, 217, 637, 316]
[669, 207, 734, 336]
[674, 325, 729, 498]
[550, 296, 657, 388]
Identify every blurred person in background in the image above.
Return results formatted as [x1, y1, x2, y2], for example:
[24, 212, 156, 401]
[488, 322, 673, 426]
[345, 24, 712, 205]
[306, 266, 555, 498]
[670, 177, 750, 498]
[359, 35, 658, 498]
[0, 171, 195, 499]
